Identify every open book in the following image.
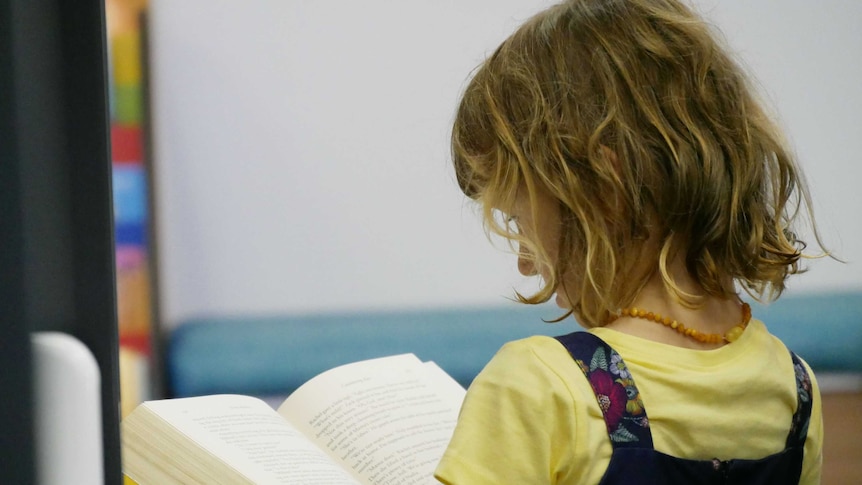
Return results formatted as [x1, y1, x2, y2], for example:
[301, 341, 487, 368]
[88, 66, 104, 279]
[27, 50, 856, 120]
[122, 354, 465, 484]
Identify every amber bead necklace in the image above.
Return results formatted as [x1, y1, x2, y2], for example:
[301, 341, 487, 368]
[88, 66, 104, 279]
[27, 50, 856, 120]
[613, 302, 752, 345]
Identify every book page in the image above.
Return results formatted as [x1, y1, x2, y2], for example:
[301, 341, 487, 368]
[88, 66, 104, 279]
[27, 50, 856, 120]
[277, 354, 465, 485]
[136, 395, 360, 484]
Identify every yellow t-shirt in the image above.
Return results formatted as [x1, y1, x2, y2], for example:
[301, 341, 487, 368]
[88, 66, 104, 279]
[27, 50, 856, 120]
[434, 319, 822, 484]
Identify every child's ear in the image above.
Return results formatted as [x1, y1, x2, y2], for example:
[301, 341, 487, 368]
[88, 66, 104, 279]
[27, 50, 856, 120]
[599, 145, 659, 244]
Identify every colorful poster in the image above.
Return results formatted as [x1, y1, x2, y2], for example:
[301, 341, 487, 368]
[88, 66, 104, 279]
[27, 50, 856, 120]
[106, 0, 155, 422]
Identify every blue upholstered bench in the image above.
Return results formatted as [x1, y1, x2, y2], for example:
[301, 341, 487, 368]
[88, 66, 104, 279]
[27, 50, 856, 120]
[165, 291, 862, 399]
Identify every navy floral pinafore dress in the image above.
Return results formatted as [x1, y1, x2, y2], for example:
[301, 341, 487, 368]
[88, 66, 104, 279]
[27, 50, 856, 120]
[555, 332, 813, 485]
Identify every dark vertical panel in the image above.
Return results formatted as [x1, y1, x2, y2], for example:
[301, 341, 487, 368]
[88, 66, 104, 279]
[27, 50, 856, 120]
[0, 1, 44, 482]
[16, 0, 75, 331]
[0, 0, 36, 482]
[0, 0, 121, 483]
[57, 1, 123, 482]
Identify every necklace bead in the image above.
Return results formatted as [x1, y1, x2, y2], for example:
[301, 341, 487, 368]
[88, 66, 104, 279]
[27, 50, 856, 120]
[614, 302, 751, 344]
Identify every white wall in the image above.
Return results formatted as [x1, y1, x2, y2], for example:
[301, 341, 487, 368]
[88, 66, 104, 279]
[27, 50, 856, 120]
[149, 0, 862, 328]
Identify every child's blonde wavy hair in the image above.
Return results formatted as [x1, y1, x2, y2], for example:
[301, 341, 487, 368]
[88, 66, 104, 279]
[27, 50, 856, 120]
[453, 0, 824, 327]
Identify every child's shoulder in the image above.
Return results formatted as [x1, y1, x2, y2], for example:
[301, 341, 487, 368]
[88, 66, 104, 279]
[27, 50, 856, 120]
[477, 333, 588, 386]
[494, 332, 579, 362]
[468, 332, 600, 410]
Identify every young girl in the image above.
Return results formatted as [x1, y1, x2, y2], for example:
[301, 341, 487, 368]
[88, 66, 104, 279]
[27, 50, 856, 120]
[435, 0, 824, 483]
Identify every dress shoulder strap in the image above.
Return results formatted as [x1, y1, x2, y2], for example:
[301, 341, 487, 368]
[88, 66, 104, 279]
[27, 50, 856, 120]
[786, 351, 814, 449]
[554, 331, 653, 449]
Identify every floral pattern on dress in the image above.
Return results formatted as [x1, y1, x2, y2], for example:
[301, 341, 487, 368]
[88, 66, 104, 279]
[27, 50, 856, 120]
[616, 378, 645, 416]
[575, 346, 650, 444]
[610, 353, 631, 379]
[789, 357, 813, 443]
[586, 369, 628, 430]
[794, 362, 811, 404]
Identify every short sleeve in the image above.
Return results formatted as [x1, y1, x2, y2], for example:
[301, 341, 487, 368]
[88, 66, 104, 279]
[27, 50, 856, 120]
[434, 338, 580, 485]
